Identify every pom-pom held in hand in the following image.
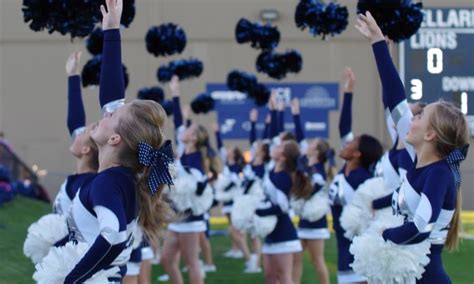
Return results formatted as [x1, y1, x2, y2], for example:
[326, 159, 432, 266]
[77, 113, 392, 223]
[22, 0, 136, 38]
[235, 18, 280, 50]
[157, 58, 204, 83]
[191, 93, 215, 114]
[146, 23, 187, 57]
[86, 27, 103, 55]
[81, 55, 129, 89]
[357, 0, 423, 42]
[295, 0, 349, 39]
[256, 50, 303, 80]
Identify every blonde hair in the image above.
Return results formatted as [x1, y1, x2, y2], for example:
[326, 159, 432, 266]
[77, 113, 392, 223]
[429, 101, 469, 251]
[194, 125, 221, 181]
[283, 141, 312, 200]
[115, 100, 174, 244]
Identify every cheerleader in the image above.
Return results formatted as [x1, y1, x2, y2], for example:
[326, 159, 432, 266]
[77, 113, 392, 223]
[290, 98, 331, 284]
[257, 140, 306, 284]
[357, 11, 469, 283]
[214, 123, 249, 260]
[52, 51, 98, 216]
[372, 101, 426, 211]
[160, 76, 218, 284]
[63, 1, 174, 282]
[329, 67, 384, 283]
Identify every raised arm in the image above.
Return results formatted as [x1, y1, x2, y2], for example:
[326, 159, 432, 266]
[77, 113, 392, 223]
[356, 12, 415, 160]
[339, 67, 355, 145]
[249, 108, 258, 145]
[277, 99, 285, 134]
[65, 51, 86, 139]
[269, 91, 279, 139]
[291, 98, 305, 143]
[262, 113, 271, 140]
[99, 0, 125, 114]
[213, 122, 227, 162]
[170, 76, 183, 129]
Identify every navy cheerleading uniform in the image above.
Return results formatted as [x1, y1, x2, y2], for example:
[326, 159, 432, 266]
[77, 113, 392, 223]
[373, 39, 459, 283]
[257, 170, 302, 255]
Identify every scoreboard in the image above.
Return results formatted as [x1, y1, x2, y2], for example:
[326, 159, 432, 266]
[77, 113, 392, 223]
[400, 7, 474, 128]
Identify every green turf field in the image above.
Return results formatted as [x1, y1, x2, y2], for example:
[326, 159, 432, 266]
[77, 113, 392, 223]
[1, 196, 473, 283]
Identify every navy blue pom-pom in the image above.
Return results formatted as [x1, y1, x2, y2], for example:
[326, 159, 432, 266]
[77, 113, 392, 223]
[249, 83, 271, 106]
[256, 50, 303, 80]
[137, 86, 165, 103]
[191, 93, 215, 114]
[86, 27, 103, 55]
[295, 0, 348, 39]
[157, 58, 204, 83]
[357, 0, 423, 42]
[235, 18, 280, 50]
[81, 55, 129, 89]
[23, 0, 135, 38]
[161, 99, 174, 116]
[226, 70, 258, 93]
[146, 23, 187, 57]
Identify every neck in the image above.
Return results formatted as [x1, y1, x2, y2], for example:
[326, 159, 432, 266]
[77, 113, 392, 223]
[185, 143, 197, 154]
[274, 161, 285, 172]
[252, 155, 264, 166]
[308, 155, 320, 166]
[75, 158, 96, 174]
[97, 146, 122, 172]
[345, 159, 360, 175]
[396, 137, 405, 150]
[414, 144, 442, 168]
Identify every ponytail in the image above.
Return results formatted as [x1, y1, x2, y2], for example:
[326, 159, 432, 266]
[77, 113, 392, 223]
[446, 189, 462, 251]
[291, 170, 313, 200]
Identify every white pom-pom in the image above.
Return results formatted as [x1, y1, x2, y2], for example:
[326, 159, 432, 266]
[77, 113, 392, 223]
[301, 191, 330, 222]
[246, 180, 265, 199]
[350, 219, 431, 284]
[169, 168, 197, 211]
[290, 198, 305, 216]
[33, 242, 117, 284]
[252, 215, 277, 238]
[340, 177, 387, 239]
[231, 195, 262, 231]
[191, 184, 214, 215]
[23, 214, 69, 264]
[214, 174, 238, 202]
[132, 225, 143, 250]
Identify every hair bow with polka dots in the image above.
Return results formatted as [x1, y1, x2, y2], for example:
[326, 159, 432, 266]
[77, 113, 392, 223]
[138, 140, 175, 195]
[446, 143, 469, 189]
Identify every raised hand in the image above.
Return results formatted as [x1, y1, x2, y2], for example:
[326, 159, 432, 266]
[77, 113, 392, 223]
[355, 11, 385, 44]
[269, 89, 278, 110]
[343, 67, 355, 93]
[169, 75, 180, 97]
[291, 98, 300, 115]
[212, 122, 219, 132]
[65, 51, 82, 76]
[101, 0, 123, 31]
[250, 108, 258, 122]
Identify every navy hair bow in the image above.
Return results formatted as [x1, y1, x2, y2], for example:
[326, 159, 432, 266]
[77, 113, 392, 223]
[296, 156, 308, 173]
[205, 141, 216, 158]
[138, 140, 175, 195]
[446, 144, 469, 189]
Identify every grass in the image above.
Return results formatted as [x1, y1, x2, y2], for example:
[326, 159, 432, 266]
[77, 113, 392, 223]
[1, 196, 473, 283]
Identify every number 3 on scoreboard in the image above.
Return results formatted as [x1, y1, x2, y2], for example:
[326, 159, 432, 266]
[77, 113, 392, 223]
[427, 48, 443, 74]
[410, 79, 423, 100]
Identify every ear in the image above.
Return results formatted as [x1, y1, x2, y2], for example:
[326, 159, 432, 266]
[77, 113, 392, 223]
[107, 134, 122, 146]
[81, 145, 91, 155]
[354, 150, 362, 159]
[424, 129, 437, 142]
